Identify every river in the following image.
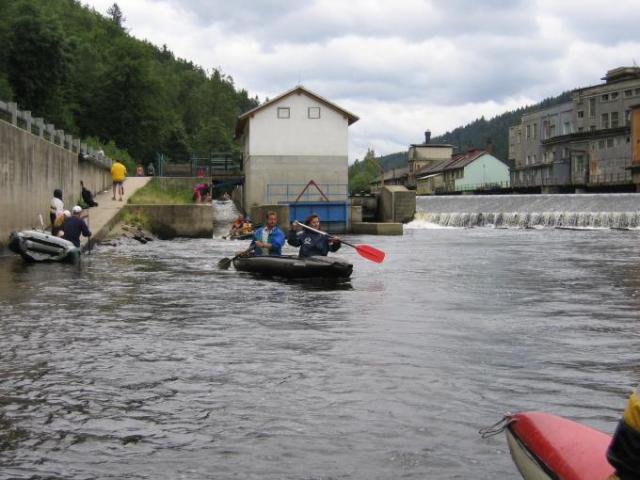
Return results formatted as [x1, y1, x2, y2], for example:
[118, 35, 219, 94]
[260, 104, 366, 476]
[1, 221, 639, 479]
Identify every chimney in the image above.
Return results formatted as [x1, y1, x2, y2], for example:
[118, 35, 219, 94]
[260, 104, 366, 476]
[424, 130, 431, 144]
[485, 138, 493, 154]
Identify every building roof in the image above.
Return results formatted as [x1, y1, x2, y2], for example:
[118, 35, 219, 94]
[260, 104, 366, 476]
[235, 85, 359, 138]
[416, 149, 488, 176]
[409, 143, 454, 148]
[369, 166, 409, 185]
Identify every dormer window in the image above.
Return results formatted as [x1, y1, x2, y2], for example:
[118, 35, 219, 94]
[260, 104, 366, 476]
[277, 107, 290, 119]
[308, 107, 321, 119]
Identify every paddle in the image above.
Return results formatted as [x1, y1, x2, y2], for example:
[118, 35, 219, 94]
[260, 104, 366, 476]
[217, 246, 254, 270]
[293, 221, 386, 263]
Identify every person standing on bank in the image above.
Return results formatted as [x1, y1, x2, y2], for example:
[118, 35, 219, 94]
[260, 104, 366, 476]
[62, 206, 91, 248]
[49, 189, 64, 235]
[110, 159, 127, 201]
[288, 213, 341, 257]
[249, 211, 285, 256]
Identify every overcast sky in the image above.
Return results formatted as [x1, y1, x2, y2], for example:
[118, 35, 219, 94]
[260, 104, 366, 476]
[84, 0, 640, 162]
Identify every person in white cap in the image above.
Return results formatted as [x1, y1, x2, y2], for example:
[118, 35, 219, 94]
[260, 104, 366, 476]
[62, 206, 91, 248]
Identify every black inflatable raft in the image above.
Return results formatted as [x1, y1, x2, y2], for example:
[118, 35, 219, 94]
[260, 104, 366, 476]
[233, 255, 353, 279]
[8, 230, 80, 263]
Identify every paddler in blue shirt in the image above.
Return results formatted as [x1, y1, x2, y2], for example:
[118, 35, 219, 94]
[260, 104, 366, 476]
[249, 211, 285, 256]
[287, 213, 341, 257]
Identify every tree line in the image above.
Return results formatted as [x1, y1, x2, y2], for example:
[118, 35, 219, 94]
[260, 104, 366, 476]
[0, 1, 259, 170]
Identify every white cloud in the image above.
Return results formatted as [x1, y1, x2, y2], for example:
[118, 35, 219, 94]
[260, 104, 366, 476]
[83, 0, 640, 162]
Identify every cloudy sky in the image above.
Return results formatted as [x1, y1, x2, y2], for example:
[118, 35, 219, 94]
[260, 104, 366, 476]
[83, 0, 640, 162]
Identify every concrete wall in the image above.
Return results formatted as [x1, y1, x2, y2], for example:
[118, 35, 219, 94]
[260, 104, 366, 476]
[125, 204, 213, 239]
[351, 222, 403, 235]
[457, 153, 510, 189]
[248, 93, 348, 157]
[244, 155, 348, 207]
[0, 120, 111, 247]
[379, 186, 416, 223]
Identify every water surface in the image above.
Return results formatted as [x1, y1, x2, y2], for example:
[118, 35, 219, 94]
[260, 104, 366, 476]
[1, 226, 639, 479]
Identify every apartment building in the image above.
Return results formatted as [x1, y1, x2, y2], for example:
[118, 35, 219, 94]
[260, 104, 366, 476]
[509, 66, 640, 192]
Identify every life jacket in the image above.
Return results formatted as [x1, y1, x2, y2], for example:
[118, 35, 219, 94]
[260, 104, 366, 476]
[608, 388, 640, 479]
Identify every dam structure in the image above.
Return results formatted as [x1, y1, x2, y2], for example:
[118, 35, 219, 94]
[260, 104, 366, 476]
[415, 194, 640, 229]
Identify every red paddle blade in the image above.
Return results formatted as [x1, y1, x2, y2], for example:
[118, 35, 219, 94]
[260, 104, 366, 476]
[355, 244, 385, 263]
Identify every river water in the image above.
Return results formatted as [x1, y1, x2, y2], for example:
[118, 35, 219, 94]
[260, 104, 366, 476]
[1, 219, 640, 478]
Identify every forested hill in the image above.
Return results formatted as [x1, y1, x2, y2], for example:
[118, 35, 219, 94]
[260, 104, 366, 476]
[378, 91, 573, 171]
[0, 1, 259, 166]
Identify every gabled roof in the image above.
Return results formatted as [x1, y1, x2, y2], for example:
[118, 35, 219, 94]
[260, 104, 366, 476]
[416, 149, 488, 176]
[234, 85, 359, 138]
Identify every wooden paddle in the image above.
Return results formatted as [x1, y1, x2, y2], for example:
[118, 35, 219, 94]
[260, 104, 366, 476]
[294, 221, 386, 263]
[217, 246, 254, 270]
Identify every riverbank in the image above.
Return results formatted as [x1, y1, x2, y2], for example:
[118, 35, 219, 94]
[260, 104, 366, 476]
[80, 176, 151, 251]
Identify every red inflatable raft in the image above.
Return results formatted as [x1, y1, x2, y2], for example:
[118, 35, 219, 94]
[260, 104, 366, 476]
[505, 412, 614, 480]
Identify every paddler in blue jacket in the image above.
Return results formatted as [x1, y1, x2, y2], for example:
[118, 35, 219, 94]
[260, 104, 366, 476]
[287, 213, 341, 257]
[249, 211, 285, 256]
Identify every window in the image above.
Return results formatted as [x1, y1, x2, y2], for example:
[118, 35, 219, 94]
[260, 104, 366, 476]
[625, 90, 633, 97]
[526, 124, 531, 139]
[533, 123, 537, 139]
[307, 107, 320, 119]
[590, 125, 596, 131]
[589, 98, 596, 117]
[607, 138, 614, 148]
[627, 136, 631, 143]
[635, 88, 640, 95]
[563, 122, 571, 135]
[625, 109, 631, 125]
[577, 110, 584, 118]
[598, 139, 605, 149]
[611, 91, 619, 100]
[277, 107, 290, 119]
[601, 112, 609, 129]
[611, 111, 619, 128]
[533, 154, 537, 164]
[578, 127, 584, 132]
[602, 93, 609, 101]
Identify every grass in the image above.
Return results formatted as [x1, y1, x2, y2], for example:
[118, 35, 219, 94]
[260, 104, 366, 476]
[121, 210, 151, 230]
[128, 178, 193, 204]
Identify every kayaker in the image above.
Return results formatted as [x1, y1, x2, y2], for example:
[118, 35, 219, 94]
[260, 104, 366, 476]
[230, 215, 245, 236]
[247, 211, 284, 256]
[62, 206, 92, 248]
[607, 385, 640, 479]
[288, 213, 341, 257]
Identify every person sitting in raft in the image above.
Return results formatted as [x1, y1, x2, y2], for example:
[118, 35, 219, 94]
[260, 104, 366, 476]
[62, 206, 92, 248]
[230, 215, 245, 236]
[247, 211, 284, 256]
[287, 213, 341, 257]
[240, 218, 253, 234]
[607, 384, 640, 479]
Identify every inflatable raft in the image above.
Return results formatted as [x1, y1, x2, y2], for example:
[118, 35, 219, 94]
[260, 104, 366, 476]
[8, 230, 80, 263]
[233, 255, 353, 279]
[505, 411, 614, 480]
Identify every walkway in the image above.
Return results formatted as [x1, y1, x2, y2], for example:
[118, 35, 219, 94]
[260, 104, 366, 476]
[81, 176, 151, 250]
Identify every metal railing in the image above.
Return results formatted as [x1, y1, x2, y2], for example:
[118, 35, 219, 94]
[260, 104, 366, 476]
[0, 100, 111, 169]
[266, 183, 348, 203]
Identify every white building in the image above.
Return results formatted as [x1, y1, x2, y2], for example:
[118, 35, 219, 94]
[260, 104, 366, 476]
[235, 86, 359, 209]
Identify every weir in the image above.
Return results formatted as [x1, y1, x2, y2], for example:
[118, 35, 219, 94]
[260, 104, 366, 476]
[415, 194, 640, 228]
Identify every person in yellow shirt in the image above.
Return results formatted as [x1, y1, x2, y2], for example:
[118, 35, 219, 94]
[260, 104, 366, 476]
[110, 159, 127, 201]
[607, 385, 640, 479]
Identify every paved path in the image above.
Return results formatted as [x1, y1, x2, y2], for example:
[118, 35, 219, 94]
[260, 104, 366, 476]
[81, 176, 151, 251]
